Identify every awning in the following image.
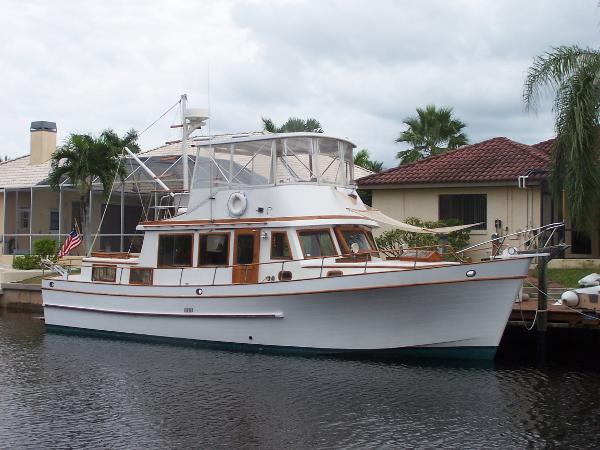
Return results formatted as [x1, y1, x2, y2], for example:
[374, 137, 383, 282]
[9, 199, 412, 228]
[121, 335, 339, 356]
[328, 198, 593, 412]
[348, 207, 480, 234]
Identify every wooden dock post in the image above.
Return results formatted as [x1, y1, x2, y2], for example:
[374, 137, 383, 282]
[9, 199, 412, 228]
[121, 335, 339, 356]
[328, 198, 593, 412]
[537, 255, 548, 333]
[536, 255, 548, 363]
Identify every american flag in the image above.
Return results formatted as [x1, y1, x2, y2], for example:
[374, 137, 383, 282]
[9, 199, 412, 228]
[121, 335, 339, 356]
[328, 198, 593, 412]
[59, 227, 82, 257]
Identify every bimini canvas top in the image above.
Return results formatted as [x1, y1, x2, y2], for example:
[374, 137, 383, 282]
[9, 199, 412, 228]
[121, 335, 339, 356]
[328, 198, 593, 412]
[191, 133, 357, 192]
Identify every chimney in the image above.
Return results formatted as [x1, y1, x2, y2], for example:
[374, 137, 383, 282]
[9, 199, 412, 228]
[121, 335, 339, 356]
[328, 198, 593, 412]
[30, 121, 57, 165]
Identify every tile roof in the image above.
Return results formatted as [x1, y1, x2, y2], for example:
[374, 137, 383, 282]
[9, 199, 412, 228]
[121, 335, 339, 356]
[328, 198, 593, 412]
[532, 138, 555, 153]
[358, 137, 550, 187]
[0, 155, 53, 188]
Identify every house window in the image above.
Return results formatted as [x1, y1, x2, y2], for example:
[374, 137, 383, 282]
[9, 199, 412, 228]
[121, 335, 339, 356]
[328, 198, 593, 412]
[129, 268, 153, 285]
[439, 194, 487, 230]
[297, 229, 337, 258]
[50, 210, 59, 231]
[198, 233, 229, 266]
[19, 210, 29, 229]
[92, 265, 117, 282]
[157, 234, 193, 267]
[271, 232, 292, 260]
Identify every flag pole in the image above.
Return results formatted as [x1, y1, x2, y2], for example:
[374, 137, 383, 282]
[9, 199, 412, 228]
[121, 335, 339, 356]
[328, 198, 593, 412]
[74, 218, 83, 256]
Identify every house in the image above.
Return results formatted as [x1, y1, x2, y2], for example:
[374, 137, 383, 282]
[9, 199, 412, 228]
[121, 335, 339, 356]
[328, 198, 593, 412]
[0, 122, 374, 261]
[357, 137, 591, 258]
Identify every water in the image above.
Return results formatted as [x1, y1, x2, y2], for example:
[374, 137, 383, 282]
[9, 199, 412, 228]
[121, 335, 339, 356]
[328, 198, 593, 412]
[2, 311, 600, 449]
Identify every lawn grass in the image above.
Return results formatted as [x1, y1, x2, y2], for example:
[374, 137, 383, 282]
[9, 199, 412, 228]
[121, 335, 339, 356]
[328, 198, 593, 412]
[546, 268, 600, 288]
[19, 268, 81, 285]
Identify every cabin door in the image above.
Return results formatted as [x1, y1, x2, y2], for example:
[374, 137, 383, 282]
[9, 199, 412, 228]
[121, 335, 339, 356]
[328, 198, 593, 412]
[232, 229, 260, 284]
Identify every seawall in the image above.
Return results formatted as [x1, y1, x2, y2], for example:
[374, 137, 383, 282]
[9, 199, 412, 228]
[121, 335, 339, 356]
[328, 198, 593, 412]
[0, 283, 42, 313]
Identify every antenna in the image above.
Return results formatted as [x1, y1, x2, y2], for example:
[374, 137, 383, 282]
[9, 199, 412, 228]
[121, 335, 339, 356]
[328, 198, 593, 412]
[181, 94, 188, 191]
[208, 63, 214, 222]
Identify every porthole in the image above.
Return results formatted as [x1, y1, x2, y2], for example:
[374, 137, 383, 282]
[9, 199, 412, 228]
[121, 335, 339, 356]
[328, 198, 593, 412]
[466, 270, 476, 278]
[195, 288, 203, 295]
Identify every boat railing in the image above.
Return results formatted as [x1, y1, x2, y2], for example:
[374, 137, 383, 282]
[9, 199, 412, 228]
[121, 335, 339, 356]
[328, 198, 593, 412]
[456, 222, 566, 259]
[200, 247, 454, 285]
[64, 224, 565, 286]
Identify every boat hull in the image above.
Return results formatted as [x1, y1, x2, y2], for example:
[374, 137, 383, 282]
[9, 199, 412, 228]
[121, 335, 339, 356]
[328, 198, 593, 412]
[42, 257, 531, 360]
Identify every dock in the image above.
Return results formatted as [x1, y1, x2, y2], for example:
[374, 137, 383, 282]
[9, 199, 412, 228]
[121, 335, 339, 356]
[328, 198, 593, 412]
[510, 298, 599, 329]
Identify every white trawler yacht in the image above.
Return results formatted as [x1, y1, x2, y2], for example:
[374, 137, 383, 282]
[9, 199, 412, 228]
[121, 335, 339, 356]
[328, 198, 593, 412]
[42, 125, 539, 360]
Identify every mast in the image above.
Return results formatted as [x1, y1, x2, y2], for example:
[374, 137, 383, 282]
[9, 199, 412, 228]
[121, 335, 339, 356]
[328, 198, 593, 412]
[181, 94, 189, 192]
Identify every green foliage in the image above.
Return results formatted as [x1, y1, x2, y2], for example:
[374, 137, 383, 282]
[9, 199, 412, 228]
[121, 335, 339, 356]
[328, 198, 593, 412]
[33, 238, 57, 260]
[354, 149, 384, 172]
[261, 117, 323, 133]
[12, 255, 41, 270]
[523, 45, 600, 233]
[547, 267, 600, 288]
[47, 131, 133, 196]
[395, 105, 468, 165]
[356, 189, 373, 206]
[375, 217, 471, 251]
[11, 238, 59, 269]
[47, 129, 139, 251]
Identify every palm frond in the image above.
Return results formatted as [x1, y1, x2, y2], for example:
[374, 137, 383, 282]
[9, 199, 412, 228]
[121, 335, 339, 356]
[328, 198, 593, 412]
[395, 105, 468, 162]
[523, 45, 600, 111]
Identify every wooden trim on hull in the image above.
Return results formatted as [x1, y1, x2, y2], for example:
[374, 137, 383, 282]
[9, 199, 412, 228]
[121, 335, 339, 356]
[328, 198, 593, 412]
[139, 215, 368, 227]
[43, 274, 526, 300]
[44, 303, 284, 318]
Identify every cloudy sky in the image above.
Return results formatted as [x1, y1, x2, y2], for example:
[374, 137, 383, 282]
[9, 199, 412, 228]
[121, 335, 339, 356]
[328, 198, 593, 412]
[1, 0, 599, 167]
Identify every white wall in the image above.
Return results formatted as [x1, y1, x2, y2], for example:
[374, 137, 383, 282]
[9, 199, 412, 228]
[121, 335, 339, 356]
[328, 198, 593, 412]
[372, 185, 542, 259]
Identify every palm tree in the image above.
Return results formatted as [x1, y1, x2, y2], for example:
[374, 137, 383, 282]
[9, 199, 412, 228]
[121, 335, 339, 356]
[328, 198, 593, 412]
[354, 149, 383, 172]
[101, 128, 141, 153]
[395, 105, 468, 165]
[523, 45, 600, 233]
[262, 117, 323, 133]
[48, 130, 137, 252]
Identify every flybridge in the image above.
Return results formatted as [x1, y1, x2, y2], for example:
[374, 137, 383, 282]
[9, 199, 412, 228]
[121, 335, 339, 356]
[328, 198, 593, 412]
[190, 133, 357, 193]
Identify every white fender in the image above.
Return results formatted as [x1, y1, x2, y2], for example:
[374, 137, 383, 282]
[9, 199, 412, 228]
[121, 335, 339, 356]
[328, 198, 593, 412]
[227, 192, 247, 217]
[561, 290, 579, 307]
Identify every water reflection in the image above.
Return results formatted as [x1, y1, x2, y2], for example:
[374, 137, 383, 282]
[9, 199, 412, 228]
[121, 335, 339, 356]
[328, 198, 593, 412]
[1, 311, 600, 448]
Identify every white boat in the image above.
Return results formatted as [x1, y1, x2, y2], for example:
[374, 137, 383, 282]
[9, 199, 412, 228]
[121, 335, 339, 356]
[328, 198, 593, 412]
[42, 125, 542, 360]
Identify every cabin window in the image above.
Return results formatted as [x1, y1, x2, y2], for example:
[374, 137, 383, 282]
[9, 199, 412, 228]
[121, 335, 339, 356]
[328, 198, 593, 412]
[297, 229, 337, 258]
[271, 232, 292, 260]
[439, 194, 487, 230]
[198, 233, 229, 266]
[92, 265, 116, 282]
[157, 234, 193, 267]
[335, 227, 375, 254]
[129, 268, 153, 285]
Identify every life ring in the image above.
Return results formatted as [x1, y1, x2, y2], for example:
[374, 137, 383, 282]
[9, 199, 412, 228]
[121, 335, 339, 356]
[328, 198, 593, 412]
[227, 192, 247, 216]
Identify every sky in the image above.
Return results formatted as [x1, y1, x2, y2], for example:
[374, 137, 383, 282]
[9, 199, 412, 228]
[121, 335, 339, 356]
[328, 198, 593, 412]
[1, 0, 599, 168]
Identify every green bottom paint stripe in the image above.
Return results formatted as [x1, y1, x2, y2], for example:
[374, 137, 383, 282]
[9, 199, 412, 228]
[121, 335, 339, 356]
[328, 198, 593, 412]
[45, 324, 497, 361]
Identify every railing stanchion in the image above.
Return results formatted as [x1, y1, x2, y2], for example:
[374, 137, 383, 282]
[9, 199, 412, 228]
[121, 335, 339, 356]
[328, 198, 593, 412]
[212, 266, 218, 285]
[364, 255, 368, 274]
[320, 257, 325, 278]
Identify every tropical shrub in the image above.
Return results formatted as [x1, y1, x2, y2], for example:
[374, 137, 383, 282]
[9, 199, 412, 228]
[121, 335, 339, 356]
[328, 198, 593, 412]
[12, 255, 42, 270]
[375, 217, 471, 252]
[33, 238, 57, 259]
